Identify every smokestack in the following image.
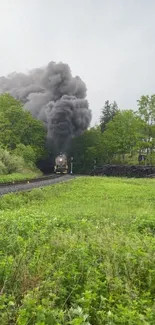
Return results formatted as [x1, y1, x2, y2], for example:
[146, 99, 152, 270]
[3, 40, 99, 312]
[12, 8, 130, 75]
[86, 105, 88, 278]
[0, 61, 92, 152]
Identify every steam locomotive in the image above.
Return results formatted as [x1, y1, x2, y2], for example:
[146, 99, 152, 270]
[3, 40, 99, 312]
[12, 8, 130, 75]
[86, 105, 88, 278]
[54, 153, 68, 174]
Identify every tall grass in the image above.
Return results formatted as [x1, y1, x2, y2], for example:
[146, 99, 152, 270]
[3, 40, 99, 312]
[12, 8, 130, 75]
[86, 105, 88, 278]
[0, 177, 155, 324]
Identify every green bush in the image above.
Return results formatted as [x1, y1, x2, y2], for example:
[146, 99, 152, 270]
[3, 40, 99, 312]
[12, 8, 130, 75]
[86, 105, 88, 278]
[146, 152, 155, 165]
[0, 94, 46, 158]
[6, 155, 25, 173]
[13, 144, 37, 165]
[0, 148, 25, 174]
[0, 160, 7, 174]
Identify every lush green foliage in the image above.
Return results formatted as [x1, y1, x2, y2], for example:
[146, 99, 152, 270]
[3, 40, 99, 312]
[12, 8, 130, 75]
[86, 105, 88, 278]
[0, 94, 46, 159]
[1, 93, 155, 175]
[70, 126, 105, 173]
[13, 144, 37, 165]
[0, 177, 155, 324]
[71, 96, 155, 172]
[0, 94, 47, 176]
[0, 147, 42, 180]
[0, 171, 42, 183]
[0, 147, 25, 174]
[137, 95, 155, 155]
[102, 110, 145, 162]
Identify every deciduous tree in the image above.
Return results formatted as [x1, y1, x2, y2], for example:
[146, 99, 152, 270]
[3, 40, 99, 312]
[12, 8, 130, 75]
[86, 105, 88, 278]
[102, 110, 145, 162]
[0, 94, 46, 159]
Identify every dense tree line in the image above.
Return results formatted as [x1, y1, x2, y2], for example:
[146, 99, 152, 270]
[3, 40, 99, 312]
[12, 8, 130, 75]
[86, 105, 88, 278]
[0, 94, 47, 174]
[70, 96, 155, 173]
[0, 93, 155, 175]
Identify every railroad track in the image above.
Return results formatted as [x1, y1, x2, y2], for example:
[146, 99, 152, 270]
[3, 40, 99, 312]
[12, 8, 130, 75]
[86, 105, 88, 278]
[0, 174, 76, 196]
[0, 173, 62, 187]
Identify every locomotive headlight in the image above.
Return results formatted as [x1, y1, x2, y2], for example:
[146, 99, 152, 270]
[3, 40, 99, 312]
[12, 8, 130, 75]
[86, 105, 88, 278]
[60, 158, 62, 161]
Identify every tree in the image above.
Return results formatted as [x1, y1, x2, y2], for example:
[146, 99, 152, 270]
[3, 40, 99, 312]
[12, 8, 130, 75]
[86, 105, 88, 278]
[102, 110, 145, 163]
[137, 95, 155, 160]
[0, 94, 47, 159]
[137, 95, 155, 124]
[100, 100, 119, 133]
[70, 126, 105, 173]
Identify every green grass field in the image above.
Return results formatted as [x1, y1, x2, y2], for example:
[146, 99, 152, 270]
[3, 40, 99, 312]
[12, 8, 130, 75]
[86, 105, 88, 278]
[0, 171, 43, 183]
[0, 177, 155, 324]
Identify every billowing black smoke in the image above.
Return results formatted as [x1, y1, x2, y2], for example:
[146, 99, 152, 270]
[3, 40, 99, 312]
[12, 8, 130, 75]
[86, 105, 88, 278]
[0, 61, 92, 153]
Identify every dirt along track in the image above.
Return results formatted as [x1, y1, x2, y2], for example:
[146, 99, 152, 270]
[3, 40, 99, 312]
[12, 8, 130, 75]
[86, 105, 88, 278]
[0, 174, 77, 196]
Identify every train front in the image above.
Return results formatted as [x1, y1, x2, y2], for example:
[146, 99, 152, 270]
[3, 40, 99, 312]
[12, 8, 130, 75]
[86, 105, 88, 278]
[54, 153, 68, 174]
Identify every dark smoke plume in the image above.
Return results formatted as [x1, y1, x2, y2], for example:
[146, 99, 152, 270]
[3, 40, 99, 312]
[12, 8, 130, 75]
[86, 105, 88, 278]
[0, 61, 92, 152]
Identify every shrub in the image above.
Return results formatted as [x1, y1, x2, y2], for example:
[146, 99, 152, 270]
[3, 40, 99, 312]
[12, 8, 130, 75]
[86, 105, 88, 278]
[13, 144, 37, 165]
[0, 147, 25, 174]
[0, 160, 7, 174]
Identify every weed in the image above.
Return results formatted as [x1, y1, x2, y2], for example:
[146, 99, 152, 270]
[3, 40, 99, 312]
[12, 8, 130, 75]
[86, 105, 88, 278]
[0, 177, 155, 324]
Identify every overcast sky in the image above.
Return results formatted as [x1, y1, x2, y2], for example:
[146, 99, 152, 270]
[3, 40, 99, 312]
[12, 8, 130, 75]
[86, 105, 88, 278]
[0, 0, 155, 125]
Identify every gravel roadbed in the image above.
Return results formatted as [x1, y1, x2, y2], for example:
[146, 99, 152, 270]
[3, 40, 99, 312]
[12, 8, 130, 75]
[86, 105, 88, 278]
[0, 175, 76, 196]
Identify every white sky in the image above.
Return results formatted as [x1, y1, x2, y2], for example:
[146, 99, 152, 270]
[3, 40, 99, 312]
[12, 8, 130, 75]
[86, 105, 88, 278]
[0, 0, 155, 125]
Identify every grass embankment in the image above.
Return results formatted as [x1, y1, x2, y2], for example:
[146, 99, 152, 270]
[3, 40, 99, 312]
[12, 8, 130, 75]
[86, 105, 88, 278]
[0, 177, 155, 324]
[0, 170, 43, 183]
